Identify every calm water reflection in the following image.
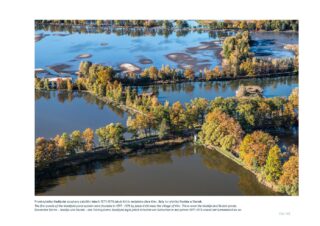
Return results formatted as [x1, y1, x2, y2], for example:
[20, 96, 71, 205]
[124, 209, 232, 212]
[35, 76, 297, 139]
[35, 27, 297, 73]
[36, 143, 277, 196]
[35, 27, 298, 196]
[139, 75, 298, 104]
[35, 76, 298, 138]
[35, 90, 128, 139]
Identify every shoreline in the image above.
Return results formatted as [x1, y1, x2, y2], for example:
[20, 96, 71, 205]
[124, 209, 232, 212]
[201, 143, 283, 194]
[35, 135, 192, 182]
[35, 136, 285, 195]
[35, 22, 299, 33]
[35, 72, 298, 93]
[118, 71, 298, 86]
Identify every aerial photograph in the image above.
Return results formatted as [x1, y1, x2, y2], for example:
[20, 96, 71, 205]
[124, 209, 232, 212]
[35, 20, 299, 196]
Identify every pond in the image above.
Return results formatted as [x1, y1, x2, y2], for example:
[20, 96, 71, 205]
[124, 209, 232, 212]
[35, 76, 298, 139]
[139, 75, 298, 104]
[35, 91, 128, 139]
[35, 25, 297, 75]
[35, 143, 278, 195]
[35, 24, 298, 196]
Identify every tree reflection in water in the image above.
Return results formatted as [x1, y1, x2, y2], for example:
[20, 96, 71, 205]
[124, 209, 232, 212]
[130, 152, 173, 166]
[136, 75, 297, 100]
[35, 90, 126, 118]
[36, 143, 280, 195]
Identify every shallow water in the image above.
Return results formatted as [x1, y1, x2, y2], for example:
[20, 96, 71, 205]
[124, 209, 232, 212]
[35, 27, 297, 74]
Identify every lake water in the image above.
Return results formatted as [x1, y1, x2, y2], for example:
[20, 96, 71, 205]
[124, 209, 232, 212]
[36, 143, 277, 195]
[35, 26, 297, 74]
[35, 76, 298, 139]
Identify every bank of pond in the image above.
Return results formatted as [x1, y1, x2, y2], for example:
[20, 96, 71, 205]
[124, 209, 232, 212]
[36, 142, 283, 196]
[35, 87, 298, 196]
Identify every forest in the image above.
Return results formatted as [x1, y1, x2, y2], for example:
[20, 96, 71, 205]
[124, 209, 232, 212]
[35, 20, 298, 32]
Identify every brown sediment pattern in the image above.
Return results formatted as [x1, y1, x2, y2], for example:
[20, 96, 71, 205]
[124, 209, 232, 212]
[120, 63, 142, 73]
[166, 53, 212, 71]
[186, 41, 221, 54]
[47, 64, 72, 73]
[139, 58, 153, 64]
[166, 53, 195, 63]
[76, 53, 92, 59]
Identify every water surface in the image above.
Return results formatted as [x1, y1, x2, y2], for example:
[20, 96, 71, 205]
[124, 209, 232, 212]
[35, 76, 298, 139]
[35, 27, 297, 74]
[36, 144, 278, 196]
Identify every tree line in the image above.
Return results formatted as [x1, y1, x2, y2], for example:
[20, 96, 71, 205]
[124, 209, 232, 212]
[36, 20, 298, 31]
[198, 20, 298, 31]
[35, 123, 126, 163]
[35, 77, 74, 91]
[209, 88, 298, 132]
[35, 20, 182, 29]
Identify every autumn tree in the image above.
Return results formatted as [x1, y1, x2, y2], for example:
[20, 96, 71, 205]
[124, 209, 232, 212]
[82, 128, 94, 151]
[239, 131, 277, 169]
[44, 78, 50, 90]
[127, 113, 154, 137]
[279, 156, 299, 195]
[149, 66, 158, 80]
[67, 79, 73, 91]
[221, 31, 251, 77]
[35, 77, 44, 90]
[169, 101, 186, 131]
[190, 98, 208, 124]
[264, 145, 282, 182]
[70, 130, 83, 152]
[60, 132, 73, 155]
[289, 88, 298, 110]
[184, 68, 195, 80]
[79, 61, 92, 76]
[185, 102, 198, 129]
[199, 109, 244, 153]
[96, 123, 125, 149]
[35, 137, 57, 163]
